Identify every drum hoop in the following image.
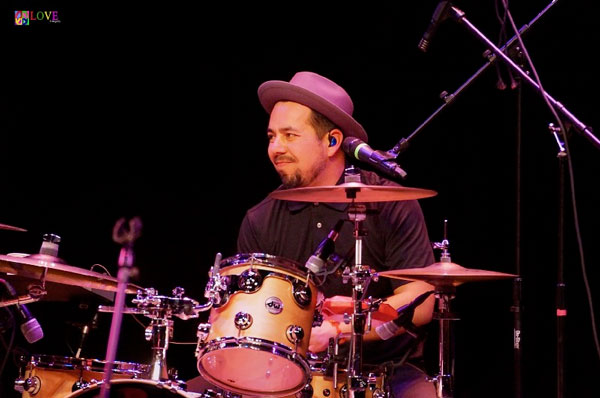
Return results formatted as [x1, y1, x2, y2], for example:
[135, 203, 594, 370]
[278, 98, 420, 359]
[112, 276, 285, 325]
[220, 253, 306, 278]
[63, 379, 191, 397]
[197, 336, 311, 396]
[24, 354, 148, 375]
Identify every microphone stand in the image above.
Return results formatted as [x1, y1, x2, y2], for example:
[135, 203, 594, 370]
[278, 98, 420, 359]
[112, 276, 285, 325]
[445, 3, 599, 150]
[389, 0, 560, 158]
[549, 124, 568, 398]
[440, 4, 599, 398]
[100, 217, 142, 398]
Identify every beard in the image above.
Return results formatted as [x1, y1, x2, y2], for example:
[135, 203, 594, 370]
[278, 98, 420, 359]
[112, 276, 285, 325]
[277, 154, 327, 189]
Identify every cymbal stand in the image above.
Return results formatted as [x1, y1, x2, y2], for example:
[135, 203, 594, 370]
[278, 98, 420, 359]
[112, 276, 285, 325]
[340, 175, 379, 398]
[429, 230, 458, 398]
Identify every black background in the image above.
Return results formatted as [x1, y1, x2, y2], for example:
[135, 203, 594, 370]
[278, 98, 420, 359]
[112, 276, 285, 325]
[2, 1, 599, 397]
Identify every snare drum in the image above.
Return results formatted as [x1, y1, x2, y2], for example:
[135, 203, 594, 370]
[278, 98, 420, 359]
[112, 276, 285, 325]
[16, 354, 149, 398]
[64, 379, 198, 397]
[197, 253, 318, 396]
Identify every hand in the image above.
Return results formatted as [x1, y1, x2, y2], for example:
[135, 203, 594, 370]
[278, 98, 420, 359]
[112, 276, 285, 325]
[309, 319, 341, 353]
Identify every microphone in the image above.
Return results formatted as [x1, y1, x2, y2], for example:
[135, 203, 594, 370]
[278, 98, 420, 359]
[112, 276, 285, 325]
[75, 312, 99, 358]
[0, 279, 44, 344]
[342, 137, 407, 180]
[418, 1, 452, 52]
[375, 290, 434, 340]
[305, 219, 345, 274]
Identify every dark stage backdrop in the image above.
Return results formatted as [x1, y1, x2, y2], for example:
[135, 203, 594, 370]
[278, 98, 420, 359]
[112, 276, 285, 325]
[2, 1, 599, 397]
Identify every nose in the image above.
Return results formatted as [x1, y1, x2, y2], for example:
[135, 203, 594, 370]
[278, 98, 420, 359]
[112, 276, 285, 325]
[269, 134, 286, 154]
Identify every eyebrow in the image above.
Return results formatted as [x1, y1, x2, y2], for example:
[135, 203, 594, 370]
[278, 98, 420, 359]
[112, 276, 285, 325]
[267, 126, 301, 134]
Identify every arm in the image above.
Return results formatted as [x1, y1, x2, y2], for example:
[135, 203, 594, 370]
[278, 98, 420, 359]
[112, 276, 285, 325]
[309, 280, 435, 352]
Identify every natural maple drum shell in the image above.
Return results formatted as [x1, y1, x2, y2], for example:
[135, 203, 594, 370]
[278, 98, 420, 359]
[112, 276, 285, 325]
[197, 262, 317, 394]
[206, 263, 317, 357]
[303, 369, 387, 398]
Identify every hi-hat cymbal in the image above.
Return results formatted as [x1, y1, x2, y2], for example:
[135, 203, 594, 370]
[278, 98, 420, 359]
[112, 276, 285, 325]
[0, 222, 27, 232]
[378, 261, 517, 287]
[269, 182, 437, 203]
[0, 253, 142, 294]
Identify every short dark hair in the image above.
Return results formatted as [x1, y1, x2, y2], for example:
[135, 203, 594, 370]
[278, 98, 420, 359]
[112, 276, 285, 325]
[309, 109, 339, 139]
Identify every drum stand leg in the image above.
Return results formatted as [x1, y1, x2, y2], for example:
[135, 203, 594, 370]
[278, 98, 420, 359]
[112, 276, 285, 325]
[146, 317, 173, 381]
[430, 288, 458, 398]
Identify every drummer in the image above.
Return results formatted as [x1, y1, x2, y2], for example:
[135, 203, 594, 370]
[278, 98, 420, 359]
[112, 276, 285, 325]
[236, 71, 436, 398]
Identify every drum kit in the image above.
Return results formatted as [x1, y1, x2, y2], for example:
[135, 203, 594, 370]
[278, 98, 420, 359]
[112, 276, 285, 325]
[0, 178, 517, 398]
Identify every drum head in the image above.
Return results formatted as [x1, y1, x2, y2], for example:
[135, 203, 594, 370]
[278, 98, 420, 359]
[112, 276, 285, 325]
[198, 340, 309, 395]
[220, 253, 305, 278]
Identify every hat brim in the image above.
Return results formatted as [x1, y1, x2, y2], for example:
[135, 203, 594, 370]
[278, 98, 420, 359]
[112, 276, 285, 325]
[258, 80, 369, 143]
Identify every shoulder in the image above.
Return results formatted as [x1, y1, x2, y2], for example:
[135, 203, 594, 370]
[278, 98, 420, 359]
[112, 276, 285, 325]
[243, 187, 288, 221]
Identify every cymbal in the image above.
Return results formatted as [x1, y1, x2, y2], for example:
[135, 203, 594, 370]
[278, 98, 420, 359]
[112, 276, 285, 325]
[378, 262, 517, 287]
[0, 222, 27, 232]
[269, 182, 437, 203]
[0, 253, 142, 294]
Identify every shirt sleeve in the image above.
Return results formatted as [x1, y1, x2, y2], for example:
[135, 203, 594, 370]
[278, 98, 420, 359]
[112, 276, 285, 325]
[384, 199, 435, 290]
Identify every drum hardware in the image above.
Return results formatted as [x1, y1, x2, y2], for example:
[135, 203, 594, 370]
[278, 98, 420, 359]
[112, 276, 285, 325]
[100, 285, 209, 385]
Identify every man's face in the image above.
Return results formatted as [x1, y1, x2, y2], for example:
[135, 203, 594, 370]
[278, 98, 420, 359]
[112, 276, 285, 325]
[267, 101, 329, 188]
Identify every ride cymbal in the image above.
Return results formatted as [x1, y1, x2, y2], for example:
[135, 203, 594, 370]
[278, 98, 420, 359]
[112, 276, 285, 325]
[269, 182, 437, 203]
[378, 261, 517, 287]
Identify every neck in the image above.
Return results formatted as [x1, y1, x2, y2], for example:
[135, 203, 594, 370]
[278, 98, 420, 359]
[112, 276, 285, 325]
[307, 153, 346, 187]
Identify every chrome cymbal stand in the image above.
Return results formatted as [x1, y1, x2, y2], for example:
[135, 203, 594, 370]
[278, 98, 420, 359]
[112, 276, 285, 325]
[429, 226, 458, 398]
[340, 170, 380, 398]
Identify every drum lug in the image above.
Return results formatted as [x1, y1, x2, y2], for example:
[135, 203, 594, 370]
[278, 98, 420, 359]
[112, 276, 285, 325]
[286, 325, 305, 343]
[234, 312, 253, 330]
[313, 312, 324, 327]
[296, 382, 314, 398]
[197, 322, 212, 342]
[292, 279, 312, 307]
[14, 376, 40, 395]
[238, 269, 263, 292]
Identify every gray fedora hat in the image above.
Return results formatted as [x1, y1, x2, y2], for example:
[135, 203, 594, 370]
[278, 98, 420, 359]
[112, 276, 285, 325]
[258, 71, 368, 143]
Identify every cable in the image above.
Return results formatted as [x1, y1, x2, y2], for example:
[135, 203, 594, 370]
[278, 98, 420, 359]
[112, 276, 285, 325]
[502, 0, 600, 361]
[0, 308, 16, 378]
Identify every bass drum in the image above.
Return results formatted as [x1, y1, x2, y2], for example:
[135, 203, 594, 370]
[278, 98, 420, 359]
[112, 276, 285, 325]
[197, 253, 318, 397]
[64, 379, 199, 397]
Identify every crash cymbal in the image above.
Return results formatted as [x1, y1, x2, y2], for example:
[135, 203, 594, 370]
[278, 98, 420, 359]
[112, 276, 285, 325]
[378, 261, 517, 287]
[269, 182, 437, 203]
[0, 253, 142, 294]
[0, 222, 27, 232]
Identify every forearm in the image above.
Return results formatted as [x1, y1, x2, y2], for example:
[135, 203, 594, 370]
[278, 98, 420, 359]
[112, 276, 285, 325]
[333, 281, 435, 342]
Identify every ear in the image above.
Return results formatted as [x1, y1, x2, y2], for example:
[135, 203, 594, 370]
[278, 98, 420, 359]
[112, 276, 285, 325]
[326, 129, 343, 156]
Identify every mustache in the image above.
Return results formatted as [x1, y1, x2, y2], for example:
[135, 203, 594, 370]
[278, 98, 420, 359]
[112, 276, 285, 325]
[274, 155, 296, 163]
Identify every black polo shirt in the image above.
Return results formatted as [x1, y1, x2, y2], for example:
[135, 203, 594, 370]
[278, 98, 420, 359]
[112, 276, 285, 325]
[237, 169, 435, 364]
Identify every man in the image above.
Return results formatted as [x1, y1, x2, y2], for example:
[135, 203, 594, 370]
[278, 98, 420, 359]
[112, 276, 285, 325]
[236, 71, 437, 398]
